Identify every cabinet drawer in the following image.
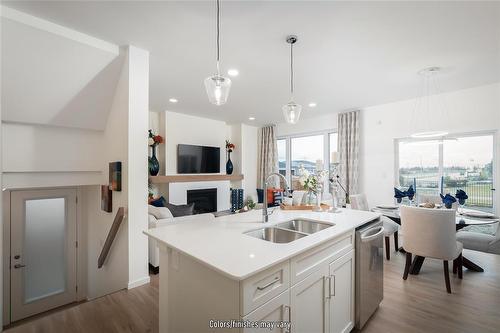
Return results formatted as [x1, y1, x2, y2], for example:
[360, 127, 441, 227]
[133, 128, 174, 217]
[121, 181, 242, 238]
[241, 261, 290, 316]
[290, 231, 353, 285]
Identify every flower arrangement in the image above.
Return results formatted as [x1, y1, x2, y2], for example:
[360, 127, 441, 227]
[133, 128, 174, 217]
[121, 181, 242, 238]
[225, 140, 235, 152]
[298, 165, 328, 193]
[148, 129, 164, 147]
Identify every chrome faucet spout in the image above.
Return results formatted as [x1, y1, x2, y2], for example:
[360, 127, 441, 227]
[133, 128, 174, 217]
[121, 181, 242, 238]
[262, 172, 290, 222]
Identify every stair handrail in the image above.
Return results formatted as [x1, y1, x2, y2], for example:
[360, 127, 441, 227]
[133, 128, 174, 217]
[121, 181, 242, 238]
[98, 207, 126, 268]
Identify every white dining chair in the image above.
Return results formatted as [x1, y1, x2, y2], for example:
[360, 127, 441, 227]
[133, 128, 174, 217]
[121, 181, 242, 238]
[400, 206, 463, 293]
[350, 194, 400, 260]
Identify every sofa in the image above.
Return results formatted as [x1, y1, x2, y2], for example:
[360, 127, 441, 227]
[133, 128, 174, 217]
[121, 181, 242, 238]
[148, 205, 215, 273]
[456, 222, 500, 255]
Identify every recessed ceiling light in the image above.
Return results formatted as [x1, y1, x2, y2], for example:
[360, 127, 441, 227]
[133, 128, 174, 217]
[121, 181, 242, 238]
[248, 117, 255, 121]
[308, 102, 317, 107]
[228, 69, 239, 77]
[169, 98, 178, 103]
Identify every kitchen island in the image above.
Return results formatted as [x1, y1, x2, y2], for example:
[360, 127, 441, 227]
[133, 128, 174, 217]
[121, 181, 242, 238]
[144, 208, 380, 333]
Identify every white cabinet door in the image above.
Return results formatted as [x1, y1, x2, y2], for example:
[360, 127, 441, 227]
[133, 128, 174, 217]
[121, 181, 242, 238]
[243, 291, 290, 333]
[328, 250, 355, 333]
[290, 266, 329, 333]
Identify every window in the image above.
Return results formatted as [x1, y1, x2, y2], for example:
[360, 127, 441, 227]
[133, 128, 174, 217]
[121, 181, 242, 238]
[278, 131, 338, 191]
[277, 139, 286, 177]
[329, 133, 338, 171]
[291, 135, 324, 190]
[397, 133, 495, 211]
[398, 141, 440, 195]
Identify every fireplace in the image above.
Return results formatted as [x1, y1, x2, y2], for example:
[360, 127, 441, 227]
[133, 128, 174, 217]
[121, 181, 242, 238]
[187, 188, 217, 214]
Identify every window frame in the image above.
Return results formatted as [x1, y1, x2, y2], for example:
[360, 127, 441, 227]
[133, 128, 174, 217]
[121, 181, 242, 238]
[395, 130, 498, 212]
[278, 129, 338, 188]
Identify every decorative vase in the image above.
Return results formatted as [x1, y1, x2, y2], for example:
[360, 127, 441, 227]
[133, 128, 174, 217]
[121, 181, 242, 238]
[226, 151, 234, 175]
[302, 190, 317, 205]
[149, 145, 160, 176]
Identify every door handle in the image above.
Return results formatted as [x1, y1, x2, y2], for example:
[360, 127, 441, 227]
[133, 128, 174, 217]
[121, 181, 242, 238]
[14, 264, 26, 269]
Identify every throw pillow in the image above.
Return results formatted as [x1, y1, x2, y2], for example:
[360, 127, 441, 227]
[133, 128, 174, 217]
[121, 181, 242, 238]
[150, 196, 167, 207]
[165, 202, 195, 217]
[148, 205, 174, 220]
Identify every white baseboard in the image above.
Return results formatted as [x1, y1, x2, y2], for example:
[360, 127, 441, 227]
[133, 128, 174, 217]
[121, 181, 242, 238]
[128, 276, 151, 289]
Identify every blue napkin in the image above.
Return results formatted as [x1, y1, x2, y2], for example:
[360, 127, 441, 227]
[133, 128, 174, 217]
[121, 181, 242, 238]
[406, 185, 415, 201]
[394, 188, 406, 203]
[455, 189, 468, 205]
[440, 193, 457, 209]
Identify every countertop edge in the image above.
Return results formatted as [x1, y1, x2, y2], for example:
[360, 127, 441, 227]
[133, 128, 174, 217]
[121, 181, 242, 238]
[143, 212, 381, 281]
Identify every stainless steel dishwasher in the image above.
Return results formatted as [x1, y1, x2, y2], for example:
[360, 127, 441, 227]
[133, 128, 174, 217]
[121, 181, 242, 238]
[355, 219, 384, 329]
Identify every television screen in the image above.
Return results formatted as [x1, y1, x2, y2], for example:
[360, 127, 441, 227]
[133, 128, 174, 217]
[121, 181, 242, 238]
[177, 144, 220, 174]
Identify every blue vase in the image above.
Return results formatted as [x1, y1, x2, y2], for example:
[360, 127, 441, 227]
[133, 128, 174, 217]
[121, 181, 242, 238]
[226, 151, 233, 175]
[149, 145, 160, 176]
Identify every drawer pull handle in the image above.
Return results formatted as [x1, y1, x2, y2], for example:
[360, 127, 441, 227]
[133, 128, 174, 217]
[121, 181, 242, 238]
[257, 277, 280, 291]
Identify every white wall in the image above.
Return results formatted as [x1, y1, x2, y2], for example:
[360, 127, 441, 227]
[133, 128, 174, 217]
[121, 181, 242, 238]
[164, 111, 230, 175]
[85, 46, 150, 299]
[2, 123, 103, 172]
[126, 46, 149, 289]
[274, 83, 500, 213]
[84, 49, 130, 299]
[361, 83, 500, 209]
[1, 6, 150, 307]
[149, 112, 259, 205]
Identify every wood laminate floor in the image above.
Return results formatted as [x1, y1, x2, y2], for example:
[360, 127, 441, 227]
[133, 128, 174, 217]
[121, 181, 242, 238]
[5, 249, 500, 333]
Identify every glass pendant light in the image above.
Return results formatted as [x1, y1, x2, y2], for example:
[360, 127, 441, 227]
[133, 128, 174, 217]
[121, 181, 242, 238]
[282, 35, 302, 124]
[205, 0, 231, 105]
[410, 67, 448, 138]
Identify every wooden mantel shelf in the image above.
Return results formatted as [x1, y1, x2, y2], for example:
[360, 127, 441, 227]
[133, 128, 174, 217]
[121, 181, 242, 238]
[150, 174, 244, 184]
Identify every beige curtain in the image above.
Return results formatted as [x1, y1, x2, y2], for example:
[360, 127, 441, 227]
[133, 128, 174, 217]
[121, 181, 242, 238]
[337, 110, 360, 203]
[257, 125, 278, 188]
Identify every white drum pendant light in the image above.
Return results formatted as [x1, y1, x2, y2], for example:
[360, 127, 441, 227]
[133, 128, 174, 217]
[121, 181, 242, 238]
[205, 0, 231, 105]
[282, 35, 302, 124]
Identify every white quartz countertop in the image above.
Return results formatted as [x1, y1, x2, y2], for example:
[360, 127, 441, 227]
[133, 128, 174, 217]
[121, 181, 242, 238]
[144, 208, 381, 280]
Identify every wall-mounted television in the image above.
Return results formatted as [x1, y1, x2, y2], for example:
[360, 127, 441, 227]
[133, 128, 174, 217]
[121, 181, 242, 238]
[177, 144, 220, 174]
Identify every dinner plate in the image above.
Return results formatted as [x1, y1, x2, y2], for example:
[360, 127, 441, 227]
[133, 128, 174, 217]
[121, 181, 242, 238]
[462, 210, 496, 219]
[376, 204, 398, 210]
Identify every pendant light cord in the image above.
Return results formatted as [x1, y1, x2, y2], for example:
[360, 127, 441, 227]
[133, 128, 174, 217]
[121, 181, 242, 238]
[290, 41, 294, 97]
[216, 0, 220, 74]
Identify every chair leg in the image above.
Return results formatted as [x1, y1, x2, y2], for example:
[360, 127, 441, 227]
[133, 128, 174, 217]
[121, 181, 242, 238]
[453, 259, 457, 274]
[457, 253, 463, 280]
[394, 231, 399, 251]
[385, 236, 390, 260]
[403, 252, 412, 280]
[443, 261, 451, 293]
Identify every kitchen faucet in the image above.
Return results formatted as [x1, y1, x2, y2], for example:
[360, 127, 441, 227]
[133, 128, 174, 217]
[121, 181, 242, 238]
[262, 172, 290, 222]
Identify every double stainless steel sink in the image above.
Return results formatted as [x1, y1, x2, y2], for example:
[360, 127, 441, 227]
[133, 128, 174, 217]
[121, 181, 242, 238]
[244, 219, 334, 244]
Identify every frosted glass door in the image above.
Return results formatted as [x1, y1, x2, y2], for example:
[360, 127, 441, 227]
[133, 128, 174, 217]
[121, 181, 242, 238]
[11, 189, 77, 322]
[24, 198, 66, 303]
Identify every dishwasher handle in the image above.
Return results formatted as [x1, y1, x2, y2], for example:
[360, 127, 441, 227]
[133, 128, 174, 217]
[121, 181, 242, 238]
[360, 226, 384, 242]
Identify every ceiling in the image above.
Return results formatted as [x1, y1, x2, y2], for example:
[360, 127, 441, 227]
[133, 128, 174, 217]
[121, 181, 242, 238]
[3, 1, 500, 126]
[1, 16, 122, 130]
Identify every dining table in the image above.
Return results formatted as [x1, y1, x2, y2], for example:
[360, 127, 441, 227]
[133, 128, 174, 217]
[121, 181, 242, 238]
[372, 205, 499, 274]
